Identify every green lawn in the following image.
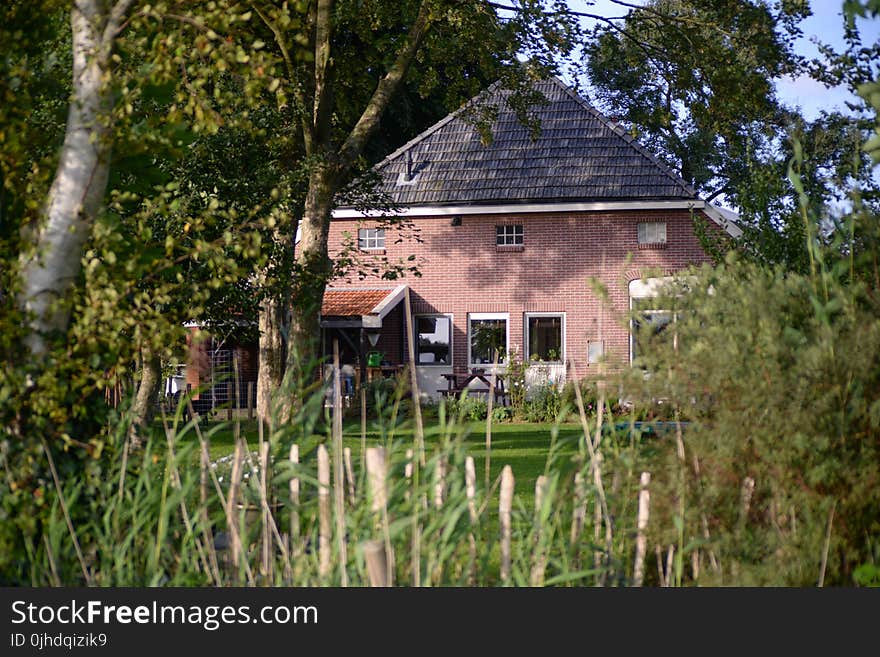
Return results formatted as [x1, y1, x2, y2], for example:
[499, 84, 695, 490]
[167, 415, 591, 496]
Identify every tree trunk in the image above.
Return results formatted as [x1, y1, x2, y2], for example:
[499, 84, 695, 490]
[284, 164, 336, 413]
[132, 343, 161, 445]
[17, 1, 130, 357]
[256, 294, 285, 423]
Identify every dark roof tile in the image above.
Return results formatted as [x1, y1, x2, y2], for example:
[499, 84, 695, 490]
[346, 78, 694, 207]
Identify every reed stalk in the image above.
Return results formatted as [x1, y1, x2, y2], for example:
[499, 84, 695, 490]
[632, 471, 651, 587]
[317, 444, 331, 579]
[499, 465, 514, 584]
[331, 340, 348, 586]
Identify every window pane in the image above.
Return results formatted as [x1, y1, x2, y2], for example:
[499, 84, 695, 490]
[416, 316, 451, 365]
[358, 228, 385, 249]
[638, 222, 666, 245]
[588, 340, 603, 364]
[528, 316, 562, 361]
[496, 225, 523, 246]
[470, 319, 507, 364]
[631, 309, 674, 363]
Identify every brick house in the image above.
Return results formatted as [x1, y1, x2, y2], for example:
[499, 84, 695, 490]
[322, 77, 739, 399]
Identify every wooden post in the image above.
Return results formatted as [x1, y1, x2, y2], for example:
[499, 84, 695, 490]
[484, 350, 499, 491]
[655, 545, 666, 587]
[247, 381, 254, 421]
[740, 476, 755, 523]
[343, 447, 356, 505]
[365, 447, 388, 515]
[433, 455, 446, 509]
[570, 471, 587, 566]
[818, 500, 836, 587]
[259, 441, 271, 580]
[331, 339, 348, 586]
[633, 471, 651, 587]
[365, 447, 393, 586]
[499, 465, 514, 583]
[404, 449, 413, 482]
[363, 540, 389, 587]
[360, 386, 367, 473]
[402, 288, 425, 466]
[530, 475, 549, 587]
[226, 439, 244, 581]
[289, 444, 299, 555]
[465, 456, 477, 585]
[198, 420, 219, 581]
[317, 445, 331, 579]
[665, 544, 675, 588]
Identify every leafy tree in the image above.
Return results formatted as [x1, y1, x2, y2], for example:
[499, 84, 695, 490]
[243, 0, 579, 421]
[581, 0, 807, 198]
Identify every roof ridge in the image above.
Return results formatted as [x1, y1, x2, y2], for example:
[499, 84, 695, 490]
[548, 77, 697, 198]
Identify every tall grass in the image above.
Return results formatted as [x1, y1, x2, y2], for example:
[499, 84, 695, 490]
[23, 372, 677, 587]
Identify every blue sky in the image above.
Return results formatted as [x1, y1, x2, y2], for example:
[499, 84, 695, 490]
[776, 2, 879, 119]
[575, 0, 880, 120]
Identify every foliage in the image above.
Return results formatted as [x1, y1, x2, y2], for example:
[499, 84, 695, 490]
[505, 349, 528, 410]
[581, 0, 807, 196]
[522, 383, 564, 424]
[627, 217, 880, 583]
[492, 406, 514, 423]
[446, 395, 489, 423]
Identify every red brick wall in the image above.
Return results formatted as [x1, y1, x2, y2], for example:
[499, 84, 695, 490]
[329, 210, 719, 376]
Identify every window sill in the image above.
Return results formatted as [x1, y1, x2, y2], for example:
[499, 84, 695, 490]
[496, 245, 525, 253]
[360, 248, 386, 255]
[638, 242, 667, 250]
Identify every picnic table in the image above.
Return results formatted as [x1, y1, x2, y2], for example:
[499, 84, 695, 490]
[439, 369, 509, 406]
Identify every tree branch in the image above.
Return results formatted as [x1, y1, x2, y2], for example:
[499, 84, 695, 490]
[338, 1, 432, 167]
[252, 3, 313, 153]
[102, 0, 137, 48]
[312, 0, 334, 149]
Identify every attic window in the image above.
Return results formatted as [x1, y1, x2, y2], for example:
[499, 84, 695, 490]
[496, 225, 523, 246]
[638, 222, 667, 248]
[358, 228, 385, 250]
[396, 151, 421, 185]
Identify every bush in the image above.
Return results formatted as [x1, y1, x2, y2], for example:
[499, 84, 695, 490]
[492, 406, 514, 423]
[446, 395, 489, 422]
[628, 252, 880, 585]
[521, 383, 563, 423]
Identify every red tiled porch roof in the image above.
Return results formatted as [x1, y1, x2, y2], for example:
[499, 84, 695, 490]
[320, 286, 408, 329]
[321, 289, 391, 317]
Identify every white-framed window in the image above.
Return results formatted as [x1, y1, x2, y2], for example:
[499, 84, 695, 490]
[588, 340, 604, 364]
[524, 313, 564, 363]
[637, 221, 667, 246]
[629, 277, 677, 365]
[496, 225, 523, 246]
[468, 313, 508, 366]
[358, 228, 385, 250]
[415, 314, 452, 366]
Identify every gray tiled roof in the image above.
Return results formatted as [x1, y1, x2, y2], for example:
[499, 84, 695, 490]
[361, 77, 696, 207]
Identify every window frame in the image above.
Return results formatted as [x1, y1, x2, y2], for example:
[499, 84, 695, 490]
[588, 339, 604, 365]
[358, 227, 386, 251]
[637, 221, 667, 247]
[629, 277, 679, 365]
[495, 224, 524, 246]
[524, 312, 565, 364]
[413, 314, 453, 367]
[467, 312, 509, 367]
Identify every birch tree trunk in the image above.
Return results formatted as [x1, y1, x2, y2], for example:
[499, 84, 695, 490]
[17, 0, 134, 357]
